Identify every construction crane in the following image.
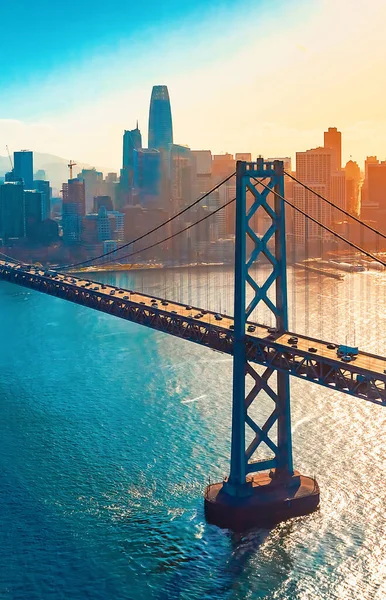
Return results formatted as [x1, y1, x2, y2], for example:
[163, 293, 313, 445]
[6, 145, 13, 170]
[68, 160, 76, 179]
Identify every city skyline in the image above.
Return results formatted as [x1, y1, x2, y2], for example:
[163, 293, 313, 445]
[0, 0, 385, 167]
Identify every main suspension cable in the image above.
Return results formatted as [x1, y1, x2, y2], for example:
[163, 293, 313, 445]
[91, 197, 236, 265]
[284, 171, 386, 242]
[59, 172, 236, 270]
[253, 178, 386, 269]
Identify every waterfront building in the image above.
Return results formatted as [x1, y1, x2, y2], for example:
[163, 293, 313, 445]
[148, 85, 173, 150]
[0, 181, 25, 241]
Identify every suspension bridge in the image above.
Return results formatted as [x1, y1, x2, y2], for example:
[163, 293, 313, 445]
[1, 158, 386, 531]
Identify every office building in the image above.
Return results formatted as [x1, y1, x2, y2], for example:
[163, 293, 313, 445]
[331, 171, 346, 212]
[212, 153, 235, 183]
[169, 144, 193, 211]
[361, 156, 379, 219]
[121, 125, 142, 194]
[123, 125, 142, 172]
[323, 127, 342, 172]
[344, 160, 361, 216]
[148, 85, 173, 150]
[293, 147, 333, 244]
[14, 150, 33, 189]
[192, 150, 212, 200]
[33, 180, 51, 219]
[93, 195, 113, 212]
[34, 169, 46, 180]
[362, 160, 386, 221]
[77, 168, 103, 213]
[0, 181, 25, 240]
[133, 149, 161, 205]
[24, 190, 44, 238]
[235, 153, 252, 162]
[62, 179, 85, 242]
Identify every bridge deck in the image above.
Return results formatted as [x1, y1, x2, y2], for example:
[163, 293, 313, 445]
[1, 260, 385, 405]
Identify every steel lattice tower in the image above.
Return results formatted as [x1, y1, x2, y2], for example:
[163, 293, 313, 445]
[204, 159, 319, 530]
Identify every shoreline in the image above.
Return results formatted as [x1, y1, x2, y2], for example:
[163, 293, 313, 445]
[69, 261, 231, 275]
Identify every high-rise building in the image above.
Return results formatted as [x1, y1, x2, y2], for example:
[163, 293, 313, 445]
[77, 168, 103, 213]
[323, 127, 342, 172]
[148, 85, 173, 150]
[212, 153, 235, 182]
[362, 161, 386, 220]
[0, 181, 25, 240]
[24, 190, 43, 238]
[192, 150, 212, 200]
[33, 180, 51, 220]
[93, 195, 113, 212]
[62, 179, 85, 242]
[235, 153, 252, 162]
[34, 169, 46, 180]
[361, 156, 379, 212]
[121, 126, 142, 192]
[133, 149, 161, 205]
[192, 151, 212, 175]
[14, 150, 33, 189]
[331, 171, 346, 212]
[293, 147, 333, 244]
[169, 144, 193, 211]
[344, 160, 361, 216]
[267, 157, 292, 172]
[123, 125, 142, 171]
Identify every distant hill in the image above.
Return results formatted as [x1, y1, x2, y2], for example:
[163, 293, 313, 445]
[0, 152, 117, 193]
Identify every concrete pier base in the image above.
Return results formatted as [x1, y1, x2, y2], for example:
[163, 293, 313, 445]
[204, 470, 319, 531]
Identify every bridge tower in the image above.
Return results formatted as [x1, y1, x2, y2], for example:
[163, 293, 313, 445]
[204, 159, 319, 530]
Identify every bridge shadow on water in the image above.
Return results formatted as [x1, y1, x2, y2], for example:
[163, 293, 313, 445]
[154, 515, 295, 600]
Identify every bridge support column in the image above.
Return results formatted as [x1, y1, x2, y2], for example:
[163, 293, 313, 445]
[204, 159, 319, 531]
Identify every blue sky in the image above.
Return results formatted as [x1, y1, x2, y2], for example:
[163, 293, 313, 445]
[2, 0, 226, 81]
[0, 0, 385, 169]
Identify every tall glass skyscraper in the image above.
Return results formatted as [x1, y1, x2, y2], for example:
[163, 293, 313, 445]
[14, 150, 33, 189]
[123, 124, 142, 170]
[148, 86, 173, 150]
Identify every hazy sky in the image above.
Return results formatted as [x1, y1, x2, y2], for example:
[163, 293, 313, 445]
[0, 0, 385, 170]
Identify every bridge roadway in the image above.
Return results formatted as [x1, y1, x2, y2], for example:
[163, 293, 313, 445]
[1, 259, 386, 405]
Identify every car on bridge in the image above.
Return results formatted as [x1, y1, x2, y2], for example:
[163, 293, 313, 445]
[337, 345, 358, 357]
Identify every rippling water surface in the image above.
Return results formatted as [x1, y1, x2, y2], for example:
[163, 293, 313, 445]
[1, 266, 386, 599]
